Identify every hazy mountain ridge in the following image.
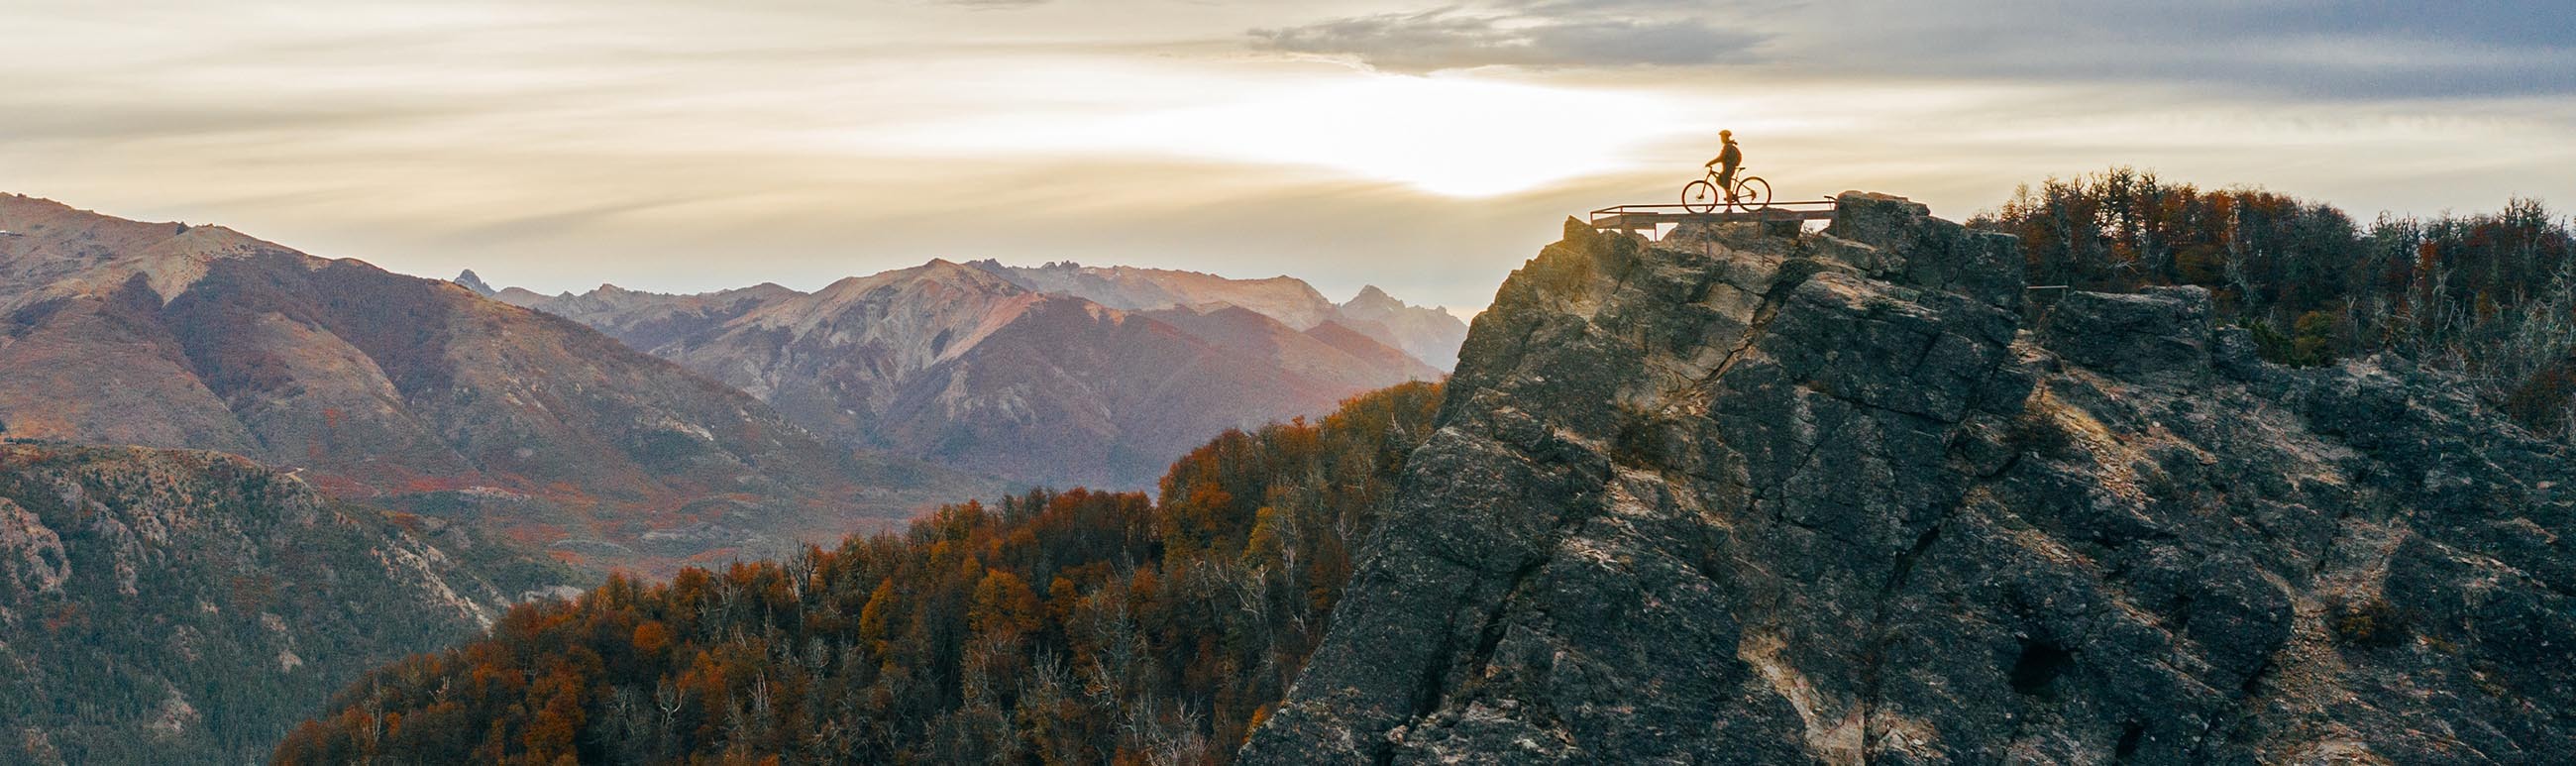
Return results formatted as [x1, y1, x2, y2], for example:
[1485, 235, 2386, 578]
[967, 259, 1469, 372]
[498, 279, 801, 355]
[499, 259, 1449, 487]
[0, 194, 986, 576]
[1335, 283, 1470, 370]
[966, 259, 1342, 329]
[0, 441, 573, 765]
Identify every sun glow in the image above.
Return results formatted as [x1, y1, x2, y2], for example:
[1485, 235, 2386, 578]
[871, 66, 1689, 198]
[1118, 74, 1683, 197]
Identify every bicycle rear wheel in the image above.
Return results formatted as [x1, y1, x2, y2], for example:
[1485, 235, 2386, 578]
[1732, 177, 1771, 211]
[1682, 180, 1719, 214]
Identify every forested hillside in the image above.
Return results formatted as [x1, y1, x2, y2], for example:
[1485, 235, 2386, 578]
[1977, 168, 2576, 438]
[0, 443, 573, 764]
[276, 382, 1441, 765]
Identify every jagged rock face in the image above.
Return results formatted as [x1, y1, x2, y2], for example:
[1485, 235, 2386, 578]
[452, 269, 496, 296]
[1243, 193, 2576, 764]
[0, 443, 570, 764]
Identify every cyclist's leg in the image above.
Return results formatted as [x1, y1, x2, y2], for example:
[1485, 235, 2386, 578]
[1716, 169, 1738, 199]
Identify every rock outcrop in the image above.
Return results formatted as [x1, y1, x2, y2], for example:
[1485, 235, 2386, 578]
[1243, 193, 2575, 764]
[451, 269, 496, 296]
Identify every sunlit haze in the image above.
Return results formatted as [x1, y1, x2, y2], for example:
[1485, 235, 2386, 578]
[6, 0, 2570, 311]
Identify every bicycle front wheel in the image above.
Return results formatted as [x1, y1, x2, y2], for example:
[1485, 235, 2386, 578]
[1682, 180, 1719, 214]
[1733, 177, 1771, 211]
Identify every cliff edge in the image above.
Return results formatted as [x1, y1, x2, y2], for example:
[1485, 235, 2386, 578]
[1241, 193, 2575, 764]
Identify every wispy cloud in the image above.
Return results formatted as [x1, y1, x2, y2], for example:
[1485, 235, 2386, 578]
[1252, 7, 1765, 72]
[1255, 0, 2576, 97]
[1774, 1, 2576, 99]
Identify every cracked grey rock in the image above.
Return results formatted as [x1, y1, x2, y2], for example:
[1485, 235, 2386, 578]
[1241, 195, 2576, 765]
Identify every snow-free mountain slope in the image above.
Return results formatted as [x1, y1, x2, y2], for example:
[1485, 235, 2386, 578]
[510, 260, 1443, 487]
[969, 259, 1341, 329]
[0, 194, 983, 575]
[969, 259, 1470, 372]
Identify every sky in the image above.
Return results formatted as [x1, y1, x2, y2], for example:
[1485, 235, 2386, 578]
[5, 0, 2572, 313]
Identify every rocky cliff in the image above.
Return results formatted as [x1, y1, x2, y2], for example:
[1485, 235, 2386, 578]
[1243, 193, 2575, 763]
[0, 442, 572, 764]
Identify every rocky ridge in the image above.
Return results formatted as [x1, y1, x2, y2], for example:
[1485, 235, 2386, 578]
[1243, 193, 2575, 763]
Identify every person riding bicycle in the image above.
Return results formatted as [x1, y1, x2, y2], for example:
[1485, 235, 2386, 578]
[1705, 130, 1743, 200]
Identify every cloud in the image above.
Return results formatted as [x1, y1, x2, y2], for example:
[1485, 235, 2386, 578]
[1251, 6, 1765, 73]
[1254, 0, 2576, 97]
[1781, 1, 2576, 99]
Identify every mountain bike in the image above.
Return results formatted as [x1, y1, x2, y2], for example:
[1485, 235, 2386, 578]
[1682, 169, 1771, 214]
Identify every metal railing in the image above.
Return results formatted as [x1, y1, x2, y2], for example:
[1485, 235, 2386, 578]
[1588, 197, 1842, 231]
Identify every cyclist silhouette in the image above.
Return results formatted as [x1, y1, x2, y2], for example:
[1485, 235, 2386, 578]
[1705, 130, 1743, 200]
[1682, 130, 1769, 212]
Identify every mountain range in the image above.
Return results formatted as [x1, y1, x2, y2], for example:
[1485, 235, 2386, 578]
[285, 193, 2576, 763]
[0, 193, 987, 575]
[483, 259, 1462, 488]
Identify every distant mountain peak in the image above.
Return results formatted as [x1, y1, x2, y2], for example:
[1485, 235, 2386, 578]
[453, 270, 496, 295]
[970, 260, 1339, 331]
[807, 258, 1024, 302]
[1344, 284, 1401, 308]
[1332, 282, 1468, 371]
[0, 194, 275, 308]
[915, 257, 1011, 284]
